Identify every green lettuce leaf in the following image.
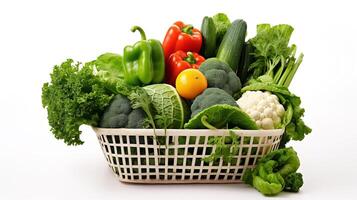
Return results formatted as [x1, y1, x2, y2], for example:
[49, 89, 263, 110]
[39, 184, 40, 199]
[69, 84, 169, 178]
[212, 13, 231, 47]
[92, 53, 124, 93]
[243, 147, 303, 196]
[94, 53, 124, 80]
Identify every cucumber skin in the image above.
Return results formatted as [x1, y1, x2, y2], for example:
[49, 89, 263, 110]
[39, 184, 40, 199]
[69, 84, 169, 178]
[200, 16, 217, 58]
[216, 19, 247, 72]
[237, 42, 253, 85]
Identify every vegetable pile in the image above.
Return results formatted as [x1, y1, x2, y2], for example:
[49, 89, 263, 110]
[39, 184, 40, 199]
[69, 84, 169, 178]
[42, 13, 311, 196]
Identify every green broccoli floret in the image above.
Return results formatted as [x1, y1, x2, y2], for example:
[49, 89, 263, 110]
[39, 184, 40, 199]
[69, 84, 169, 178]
[199, 58, 241, 95]
[284, 172, 303, 192]
[100, 94, 147, 128]
[190, 88, 237, 117]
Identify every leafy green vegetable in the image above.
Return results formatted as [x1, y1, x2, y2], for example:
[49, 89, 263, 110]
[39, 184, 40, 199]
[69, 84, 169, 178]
[185, 104, 258, 130]
[42, 59, 113, 145]
[284, 172, 304, 192]
[242, 81, 311, 147]
[203, 130, 240, 163]
[247, 24, 303, 87]
[190, 88, 237, 117]
[258, 147, 300, 177]
[251, 162, 285, 195]
[243, 147, 303, 196]
[91, 53, 124, 92]
[144, 84, 189, 129]
[252, 24, 294, 58]
[94, 53, 124, 80]
[212, 13, 231, 47]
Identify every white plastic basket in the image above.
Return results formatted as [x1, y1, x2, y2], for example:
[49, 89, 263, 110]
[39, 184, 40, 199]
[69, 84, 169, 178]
[93, 128, 283, 184]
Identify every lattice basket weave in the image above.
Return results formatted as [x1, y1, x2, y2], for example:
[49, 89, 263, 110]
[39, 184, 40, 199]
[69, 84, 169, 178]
[93, 128, 283, 184]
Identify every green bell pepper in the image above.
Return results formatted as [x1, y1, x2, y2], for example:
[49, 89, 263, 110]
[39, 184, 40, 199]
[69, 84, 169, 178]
[123, 26, 165, 86]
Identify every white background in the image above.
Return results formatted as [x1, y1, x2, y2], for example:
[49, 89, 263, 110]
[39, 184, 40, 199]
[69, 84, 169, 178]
[1, 0, 356, 199]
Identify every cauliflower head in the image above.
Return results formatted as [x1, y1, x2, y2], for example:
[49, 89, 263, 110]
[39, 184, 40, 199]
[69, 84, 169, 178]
[237, 91, 285, 129]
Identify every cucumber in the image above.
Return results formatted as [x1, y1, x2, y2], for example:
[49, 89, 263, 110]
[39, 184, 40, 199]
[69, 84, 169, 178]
[216, 19, 247, 72]
[200, 16, 217, 58]
[237, 42, 253, 85]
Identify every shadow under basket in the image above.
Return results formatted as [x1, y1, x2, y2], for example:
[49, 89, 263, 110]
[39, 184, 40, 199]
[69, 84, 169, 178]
[93, 128, 283, 184]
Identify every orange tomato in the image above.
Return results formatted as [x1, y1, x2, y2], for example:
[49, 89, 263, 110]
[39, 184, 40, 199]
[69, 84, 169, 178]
[175, 69, 207, 100]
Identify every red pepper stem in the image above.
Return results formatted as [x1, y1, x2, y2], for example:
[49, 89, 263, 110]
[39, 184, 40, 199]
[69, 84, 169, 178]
[184, 52, 196, 64]
[131, 26, 147, 40]
[181, 25, 193, 35]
